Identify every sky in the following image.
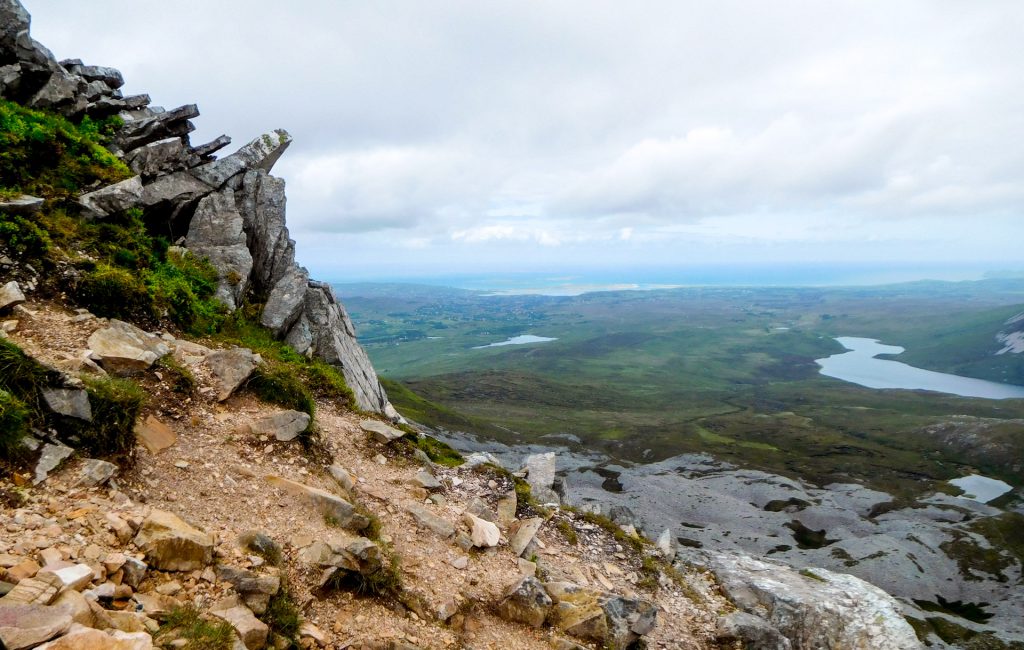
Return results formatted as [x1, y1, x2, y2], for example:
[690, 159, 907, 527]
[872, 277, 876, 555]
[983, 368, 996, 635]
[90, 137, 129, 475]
[29, 1, 1024, 282]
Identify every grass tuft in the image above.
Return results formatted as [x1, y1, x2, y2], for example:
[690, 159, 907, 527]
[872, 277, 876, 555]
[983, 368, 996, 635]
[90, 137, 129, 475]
[0, 389, 30, 457]
[158, 605, 235, 650]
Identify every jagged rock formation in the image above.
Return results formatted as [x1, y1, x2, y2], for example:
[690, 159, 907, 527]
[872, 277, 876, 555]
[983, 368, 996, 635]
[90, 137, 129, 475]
[0, 0, 397, 418]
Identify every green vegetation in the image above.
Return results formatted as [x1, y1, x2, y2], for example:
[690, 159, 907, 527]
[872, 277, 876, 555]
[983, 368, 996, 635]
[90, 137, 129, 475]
[555, 518, 578, 545]
[156, 354, 197, 394]
[237, 531, 283, 567]
[343, 281, 1024, 501]
[413, 434, 464, 467]
[261, 586, 301, 648]
[0, 389, 29, 456]
[76, 376, 146, 456]
[78, 264, 153, 321]
[322, 550, 404, 599]
[0, 99, 129, 201]
[158, 605, 235, 650]
[0, 338, 144, 460]
[215, 308, 355, 417]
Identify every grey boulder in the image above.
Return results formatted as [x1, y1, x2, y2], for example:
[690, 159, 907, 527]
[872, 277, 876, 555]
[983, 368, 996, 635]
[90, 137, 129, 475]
[249, 410, 310, 442]
[78, 176, 144, 219]
[41, 387, 91, 421]
[202, 347, 261, 401]
[0, 280, 25, 311]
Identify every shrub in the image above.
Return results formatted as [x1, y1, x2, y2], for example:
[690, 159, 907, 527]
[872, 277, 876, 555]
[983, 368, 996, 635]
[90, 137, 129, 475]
[0, 389, 29, 457]
[148, 250, 225, 334]
[248, 365, 315, 419]
[77, 264, 153, 321]
[75, 376, 145, 456]
[0, 214, 51, 261]
[0, 99, 130, 201]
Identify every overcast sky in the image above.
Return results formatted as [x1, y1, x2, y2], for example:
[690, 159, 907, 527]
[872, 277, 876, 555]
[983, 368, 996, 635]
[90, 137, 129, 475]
[29, 1, 1024, 281]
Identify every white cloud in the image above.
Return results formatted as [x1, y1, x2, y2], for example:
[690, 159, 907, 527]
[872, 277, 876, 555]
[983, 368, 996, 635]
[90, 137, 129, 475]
[25, 0, 1024, 274]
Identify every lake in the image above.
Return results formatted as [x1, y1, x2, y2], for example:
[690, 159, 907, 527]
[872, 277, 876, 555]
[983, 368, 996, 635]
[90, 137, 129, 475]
[473, 335, 558, 349]
[816, 337, 1024, 399]
[949, 474, 1013, 504]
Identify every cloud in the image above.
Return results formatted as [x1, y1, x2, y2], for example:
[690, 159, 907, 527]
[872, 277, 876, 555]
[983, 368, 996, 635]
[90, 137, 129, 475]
[25, 0, 1024, 274]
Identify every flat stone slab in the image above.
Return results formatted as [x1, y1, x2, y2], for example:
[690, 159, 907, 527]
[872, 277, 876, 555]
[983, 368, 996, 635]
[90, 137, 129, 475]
[134, 415, 177, 454]
[0, 195, 44, 216]
[360, 419, 405, 444]
[0, 603, 73, 650]
[406, 503, 455, 538]
[265, 475, 369, 531]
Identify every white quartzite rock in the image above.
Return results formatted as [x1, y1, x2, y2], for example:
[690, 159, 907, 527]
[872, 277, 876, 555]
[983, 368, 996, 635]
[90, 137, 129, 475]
[704, 551, 922, 650]
[525, 452, 559, 504]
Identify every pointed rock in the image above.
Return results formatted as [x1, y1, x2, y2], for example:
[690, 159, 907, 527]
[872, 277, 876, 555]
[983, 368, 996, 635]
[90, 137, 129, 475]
[33, 443, 73, 485]
[191, 129, 292, 188]
[260, 266, 308, 336]
[510, 517, 544, 557]
[525, 452, 559, 504]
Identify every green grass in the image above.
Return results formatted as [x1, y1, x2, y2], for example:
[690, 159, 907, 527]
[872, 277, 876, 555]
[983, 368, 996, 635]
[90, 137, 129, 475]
[0, 99, 129, 202]
[414, 434, 464, 467]
[215, 308, 355, 415]
[261, 586, 301, 648]
[0, 389, 29, 457]
[75, 376, 146, 456]
[158, 605, 235, 650]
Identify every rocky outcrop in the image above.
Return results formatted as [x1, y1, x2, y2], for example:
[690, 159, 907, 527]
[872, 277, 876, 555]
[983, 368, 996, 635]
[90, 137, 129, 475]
[0, 0, 396, 418]
[699, 551, 921, 650]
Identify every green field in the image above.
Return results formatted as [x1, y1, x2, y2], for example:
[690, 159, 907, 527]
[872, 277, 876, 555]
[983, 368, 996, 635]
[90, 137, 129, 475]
[340, 280, 1024, 500]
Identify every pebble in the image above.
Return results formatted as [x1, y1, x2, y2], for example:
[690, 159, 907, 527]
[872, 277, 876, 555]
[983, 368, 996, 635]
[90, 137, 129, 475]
[174, 461, 189, 469]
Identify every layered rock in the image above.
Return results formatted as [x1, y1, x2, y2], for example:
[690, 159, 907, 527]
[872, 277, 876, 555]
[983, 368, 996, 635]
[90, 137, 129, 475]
[0, 0, 396, 418]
